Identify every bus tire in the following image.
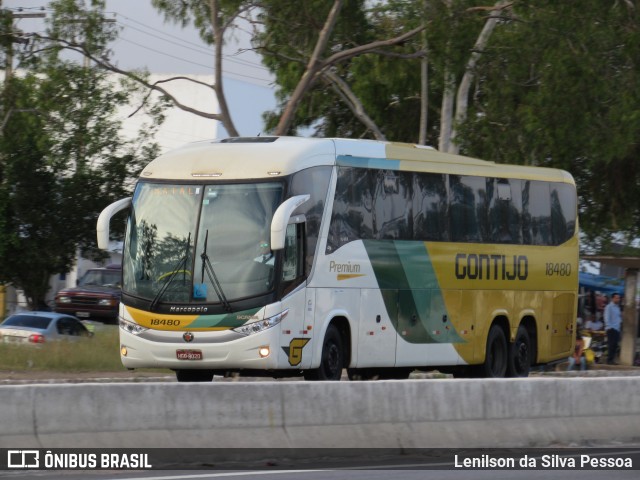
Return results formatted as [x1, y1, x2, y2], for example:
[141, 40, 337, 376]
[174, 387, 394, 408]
[481, 325, 508, 378]
[306, 324, 344, 381]
[175, 369, 214, 382]
[508, 325, 531, 377]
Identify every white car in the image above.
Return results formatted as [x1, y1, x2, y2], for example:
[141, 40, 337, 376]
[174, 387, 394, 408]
[0, 312, 92, 344]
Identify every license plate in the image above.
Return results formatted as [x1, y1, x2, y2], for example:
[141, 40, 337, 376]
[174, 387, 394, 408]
[176, 349, 202, 360]
[76, 312, 90, 318]
[3, 335, 26, 344]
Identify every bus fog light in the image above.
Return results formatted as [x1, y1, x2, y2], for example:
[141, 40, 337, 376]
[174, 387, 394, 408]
[121, 345, 128, 357]
[258, 346, 270, 358]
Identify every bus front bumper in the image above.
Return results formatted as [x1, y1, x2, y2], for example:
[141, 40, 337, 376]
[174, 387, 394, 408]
[119, 326, 282, 371]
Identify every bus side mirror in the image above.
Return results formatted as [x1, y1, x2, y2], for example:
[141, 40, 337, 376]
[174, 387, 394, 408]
[97, 197, 132, 250]
[270, 194, 309, 250]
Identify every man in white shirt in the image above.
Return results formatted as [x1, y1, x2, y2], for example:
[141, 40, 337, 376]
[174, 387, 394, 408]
[603, 293, 622, 365]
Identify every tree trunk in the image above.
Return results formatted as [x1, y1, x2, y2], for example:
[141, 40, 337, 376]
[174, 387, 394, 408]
[438, 69, 455, 152]
[24, 272, 51, 311]
[448, 1, 509, 154]
[211, 0, 239, 137]
[418, 0, 429, 146]
[324, 71, 386, 140]
[274, 0, 344, 136]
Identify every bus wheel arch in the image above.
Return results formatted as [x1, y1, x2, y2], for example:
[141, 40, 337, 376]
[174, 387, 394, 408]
[304, 316, 350, 381]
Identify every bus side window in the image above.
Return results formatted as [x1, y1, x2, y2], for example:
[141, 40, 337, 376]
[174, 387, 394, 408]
[282, 223, 305, 282]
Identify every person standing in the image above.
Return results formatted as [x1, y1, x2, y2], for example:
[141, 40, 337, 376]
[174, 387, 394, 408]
[604, 293, 622, 365]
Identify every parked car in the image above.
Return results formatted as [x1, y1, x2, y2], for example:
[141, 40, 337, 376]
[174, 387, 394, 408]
[0, 312, 91, 344]
[54, 264, 122, 324]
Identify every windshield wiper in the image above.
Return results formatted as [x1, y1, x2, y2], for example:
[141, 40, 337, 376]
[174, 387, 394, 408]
[200, 229, 232, 313]
[149, 232, 191, 312]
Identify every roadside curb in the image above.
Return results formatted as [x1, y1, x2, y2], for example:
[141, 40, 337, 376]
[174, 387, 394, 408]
[0, 375, 174, 385]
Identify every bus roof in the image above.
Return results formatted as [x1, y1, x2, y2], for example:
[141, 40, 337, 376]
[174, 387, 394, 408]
[140, 136, 574, 184]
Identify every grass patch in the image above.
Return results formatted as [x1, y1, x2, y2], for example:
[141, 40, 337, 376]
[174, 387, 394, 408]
[0, 325, 126, 372]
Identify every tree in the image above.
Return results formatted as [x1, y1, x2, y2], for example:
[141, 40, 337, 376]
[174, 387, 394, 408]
[0, 0, 165, 309]
[10, 0, 640, 247]
[444, 1, 511, 154]
[255, 0, 425, 138]
[33, 1, 424, 140]
[456, 0, 640, 241]
[151, 0, 248, 137]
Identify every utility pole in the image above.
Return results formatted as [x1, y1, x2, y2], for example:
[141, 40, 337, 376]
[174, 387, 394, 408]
[1, 5, 45, 136]
[2, 5, 46, 82]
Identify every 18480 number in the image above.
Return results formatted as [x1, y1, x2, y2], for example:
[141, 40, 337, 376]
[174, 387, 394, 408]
[545, 262, 572, 276]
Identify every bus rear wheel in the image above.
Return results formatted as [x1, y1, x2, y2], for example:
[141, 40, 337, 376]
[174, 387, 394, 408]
[175, 369, 214, 382]
[508, 325, 531, 377]
[304, 324, 344, 381]
[480, 325, 508, 378]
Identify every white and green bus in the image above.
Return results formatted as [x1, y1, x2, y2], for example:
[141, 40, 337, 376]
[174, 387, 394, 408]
[97, 137, 579, 381]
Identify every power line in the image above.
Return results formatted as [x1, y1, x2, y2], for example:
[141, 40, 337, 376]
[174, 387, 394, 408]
[7, 5, 274, 85]
[114, 13, 210, 51]
[112, 12, 271, 72]
[118, 36, 273, 86]
[118, 35, 214, 71]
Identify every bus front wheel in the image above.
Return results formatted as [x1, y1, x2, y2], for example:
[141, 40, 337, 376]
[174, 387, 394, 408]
[304, 324, 344, 381]
[480, 325, 508, 378]
[175, 369, 214, 382]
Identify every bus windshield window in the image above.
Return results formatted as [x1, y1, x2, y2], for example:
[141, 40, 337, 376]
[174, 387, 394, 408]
[123, 184, 200, 303]
[122, 182, 283, 305]
[196, 183, 283, 302]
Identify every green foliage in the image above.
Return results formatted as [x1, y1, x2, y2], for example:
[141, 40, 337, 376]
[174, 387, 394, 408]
[256, 0, 374, 135]
[0, 8, 12, 64]
[0, 0, 165, 308]
[457, 0, 640, 241]
[151, 0, 247, 45]
[256, 0, 489, 141]
[257, 0, 640, 242]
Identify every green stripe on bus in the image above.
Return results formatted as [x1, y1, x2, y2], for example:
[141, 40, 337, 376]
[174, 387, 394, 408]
[363, 240, 463, 344]
[186, 307, 262, 329]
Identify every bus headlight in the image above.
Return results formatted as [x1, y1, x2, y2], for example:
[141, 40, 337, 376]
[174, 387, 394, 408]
[233, 309, 288, 336]
[119, 318, 148, 336]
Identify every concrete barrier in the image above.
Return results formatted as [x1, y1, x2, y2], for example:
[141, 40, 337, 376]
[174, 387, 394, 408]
[1, 377, 639, 449]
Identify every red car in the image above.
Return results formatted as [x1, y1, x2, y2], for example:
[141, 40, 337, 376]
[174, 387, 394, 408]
[54, 265, 121, 324]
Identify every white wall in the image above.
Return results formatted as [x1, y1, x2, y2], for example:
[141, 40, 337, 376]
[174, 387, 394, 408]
[119, 74, 276, 153]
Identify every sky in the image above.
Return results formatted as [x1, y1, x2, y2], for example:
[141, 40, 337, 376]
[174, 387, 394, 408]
[4, 0, 278, 149]
[5, 0, 273, 81]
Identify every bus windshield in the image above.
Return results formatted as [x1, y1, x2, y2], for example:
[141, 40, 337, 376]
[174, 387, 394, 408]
[123, 182, 283, 306]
